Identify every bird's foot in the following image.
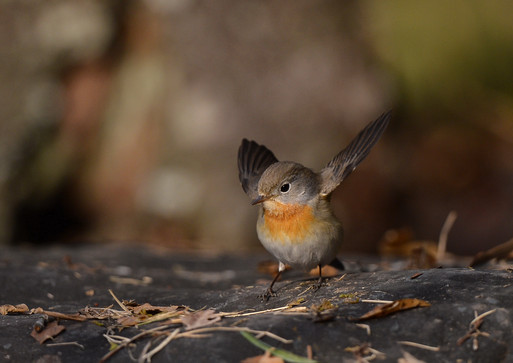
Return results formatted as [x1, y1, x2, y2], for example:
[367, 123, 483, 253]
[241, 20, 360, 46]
[312, 276, 325, 291]
[259, 287, 276, 302]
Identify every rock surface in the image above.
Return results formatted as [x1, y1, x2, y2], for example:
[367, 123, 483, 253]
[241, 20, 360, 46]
[1, 244, 511, 362]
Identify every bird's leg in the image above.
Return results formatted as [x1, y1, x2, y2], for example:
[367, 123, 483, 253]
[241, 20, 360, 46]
[313, 264, 324, 290]
[260, 261, 285, 301]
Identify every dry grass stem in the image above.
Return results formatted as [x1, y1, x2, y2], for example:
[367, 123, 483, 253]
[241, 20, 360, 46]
[397, 341, 440, 351]
[336, 273, 347, 282]
[469, 308, 496, 327]
[139, 328, 180, 362]
[437, 210, 457, 262]
[182, 327, 292, 344]
[221, 306, 290, 318]
[108, 289, 129, 313]
[298, 285, 316, 296]
[100, 323, 292, 362]
[360, 299, 394, 304]
[100, 325, 169, 363]
[457, 309, 496, 349]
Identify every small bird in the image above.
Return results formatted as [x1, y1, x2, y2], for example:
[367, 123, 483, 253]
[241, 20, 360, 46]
[238, 111, 391, 300]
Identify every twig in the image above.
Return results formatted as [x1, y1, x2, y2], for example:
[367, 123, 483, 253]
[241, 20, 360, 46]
[221, 306, 291, 318]
[397, 341, 440, 351]
[137, 340, 153, 363]
[336, 273, 347, 282]
[179, 327, 292, 344]
[100, 325, 292, 362]
[360, 299, 394, 304]
[100, 325, 169, 363]
[109, 289, 130, 313]
[469, 308, 496, 327]
[437, 210, 457, 262]
[298, 285, 316, 296]
[30, 308, 87, 322]
[457, 309, 496, 350]
[139, 328, 180, 362]
[470, 238, 513, 267]
[103, 334, 130, 345]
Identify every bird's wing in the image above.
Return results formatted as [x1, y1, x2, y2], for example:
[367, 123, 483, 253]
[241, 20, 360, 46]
[238, 139, 279, 200]
[319, 111, 391, 196]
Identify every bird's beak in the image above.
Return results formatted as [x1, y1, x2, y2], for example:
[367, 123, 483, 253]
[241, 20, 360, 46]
[251, 195, 269, 205]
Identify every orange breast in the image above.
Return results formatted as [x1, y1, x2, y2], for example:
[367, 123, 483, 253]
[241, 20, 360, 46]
[263, 202, 315, 243]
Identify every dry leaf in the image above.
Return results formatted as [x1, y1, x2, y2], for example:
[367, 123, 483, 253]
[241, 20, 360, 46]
[30, 320, 66, 344]
[241, 350, 284, 363]
[182, 309, 221, 330]
[0, 303, 29, 315]
[379, 228, 437, 268]
[117, 316, 143, 327]
[131, 303, 180, 315]
[355, 299, 430, 321]
[113, 304, 183, 326]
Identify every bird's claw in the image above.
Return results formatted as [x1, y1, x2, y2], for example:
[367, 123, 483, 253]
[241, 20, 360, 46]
[313, 277, 325, 291]
[259, 288, 276, 302]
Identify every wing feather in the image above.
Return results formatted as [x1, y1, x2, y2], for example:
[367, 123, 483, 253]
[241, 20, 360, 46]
[320, 111, 391, 196]
[238, 139, 278, 200]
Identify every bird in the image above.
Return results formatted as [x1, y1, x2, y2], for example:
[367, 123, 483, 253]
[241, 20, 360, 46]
[237, 111, 391, 300]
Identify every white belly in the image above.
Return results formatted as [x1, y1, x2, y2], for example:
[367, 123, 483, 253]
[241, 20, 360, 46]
[256, 211, 343, 270]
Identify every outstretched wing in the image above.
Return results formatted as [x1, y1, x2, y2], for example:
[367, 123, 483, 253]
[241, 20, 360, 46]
[319, 111, 391, 196]
[238, 139, 278, 200]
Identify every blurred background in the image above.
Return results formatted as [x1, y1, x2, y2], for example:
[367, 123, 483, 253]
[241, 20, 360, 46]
[1, 0, 513, 256]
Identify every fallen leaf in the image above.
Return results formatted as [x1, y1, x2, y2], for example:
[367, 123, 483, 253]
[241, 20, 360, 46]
[241, 350, 284, 363]
[131, 303, 180, 315]
[116, 316, 143, 327]
[182, 309, 221, 330]
[79, 306, 126, 320]
[378, 228, 437, 268]
[0, 303, 29, 315]
[354, 299, 430, 321]
[30, 320, 66, 344]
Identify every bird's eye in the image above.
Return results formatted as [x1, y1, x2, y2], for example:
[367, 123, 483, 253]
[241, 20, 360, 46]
[280, 183, 290, 193]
